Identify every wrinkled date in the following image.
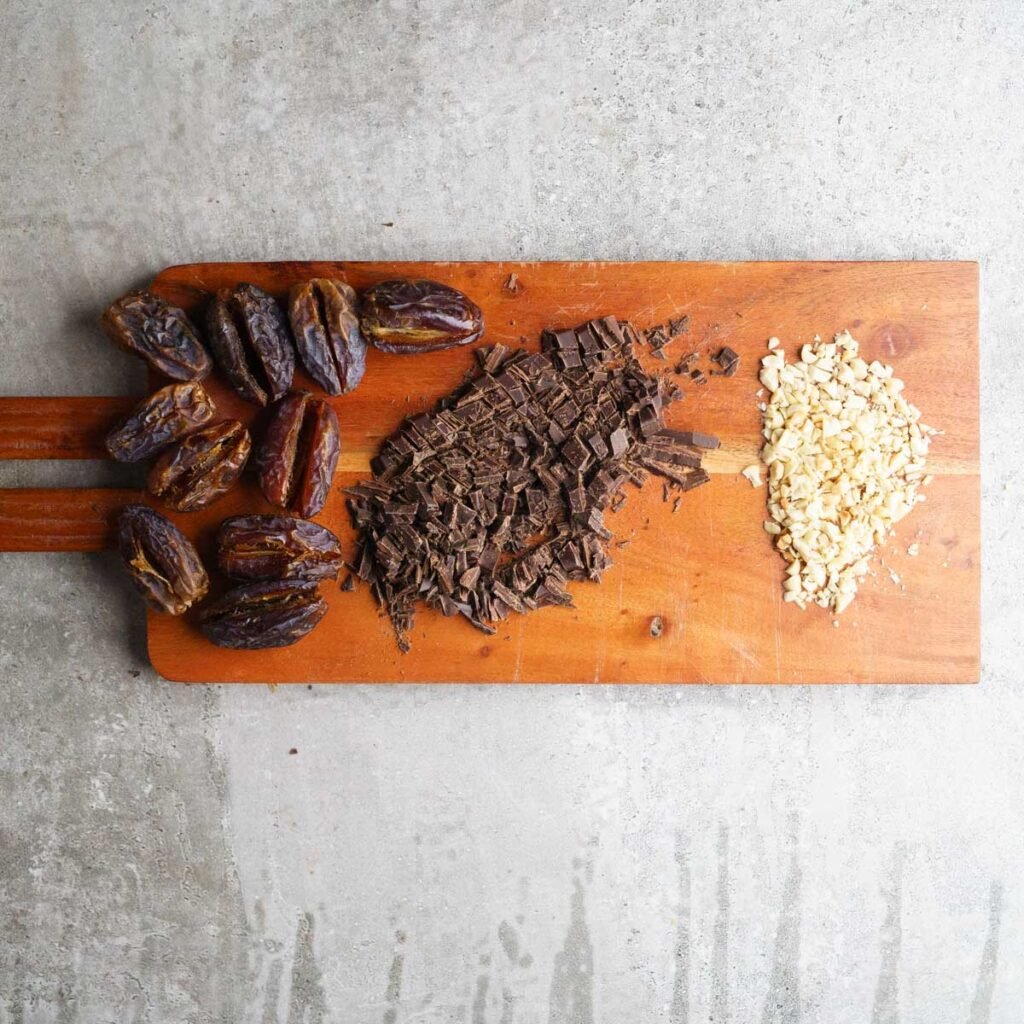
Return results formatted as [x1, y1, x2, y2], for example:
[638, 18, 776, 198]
[360, 279, 484, 354]
[147, 419, 251, 512]
[258, 392, 340, 518]
[105, 381, 216, 462]
[216, 514, 343, 582]
[288, 278, 367, 396]
[101, 291, 212, 380]
[199, 578, 327, 649]
[206, 283, 295, 405]
[117, 504, 209, 615]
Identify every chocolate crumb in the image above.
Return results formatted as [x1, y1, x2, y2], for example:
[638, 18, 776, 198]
[675, 351, 698, 374]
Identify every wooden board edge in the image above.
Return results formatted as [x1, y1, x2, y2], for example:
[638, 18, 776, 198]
[151, 258, 983, 287]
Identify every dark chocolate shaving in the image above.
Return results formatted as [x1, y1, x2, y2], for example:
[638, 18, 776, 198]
[347, 315, 714, 650]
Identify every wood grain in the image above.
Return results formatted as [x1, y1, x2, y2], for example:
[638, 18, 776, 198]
[143, 261, 979, 684]
[0, 261, 978, 682]
[0, 397, 136, 459]
[0, 488, 140, 551]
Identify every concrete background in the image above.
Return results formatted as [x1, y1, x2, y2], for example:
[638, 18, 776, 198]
[1, 0, 1021, 1020]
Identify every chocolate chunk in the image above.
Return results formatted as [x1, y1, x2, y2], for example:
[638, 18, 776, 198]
[346, 311, 715, 651]
[712, 346, 740, 377]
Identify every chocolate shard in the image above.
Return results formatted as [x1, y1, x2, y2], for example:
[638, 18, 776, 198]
[659, 429, 720, 450]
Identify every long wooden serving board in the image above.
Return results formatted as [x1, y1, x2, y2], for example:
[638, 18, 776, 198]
[0, 262, 979, 683]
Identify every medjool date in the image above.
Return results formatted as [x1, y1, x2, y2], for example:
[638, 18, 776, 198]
[101, 291, 211, 380]
[216, 515, 343, 581]
[360, 279, 483, 354]
[288, 279, 367, 396]
[147, 419, 251, 511]
[206, 283, 295, 405]
[105, 381, 216, 462]
[199, 578, 327, 649]
[117, 504, 208, 614]
[257, 392, 340, 518]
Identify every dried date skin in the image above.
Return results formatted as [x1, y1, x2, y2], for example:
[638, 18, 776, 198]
[117, 504, 208, 614]
[105, 381, 216, 462]
[295, 400, 341, 518]
[147, 419, 251, 512]
[289, 279, 367, 396]
[258, 392, 308, 508]
[206, 289, 270, 406]
[233, 284, 295, 402]
[199, 578, 327, 649]
[206, 284, 295, 405]
[101, 291, 212, 381]
[360, 279, 484, 354]
[258, 392, 341, 518]
[216, 514, 343, 581]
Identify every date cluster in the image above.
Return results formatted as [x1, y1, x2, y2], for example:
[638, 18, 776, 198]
[104, 276, 483, 650]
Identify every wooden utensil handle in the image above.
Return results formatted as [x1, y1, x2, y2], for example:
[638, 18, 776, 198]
[0, 488, 141, 551]
[0, 397, 136, 460]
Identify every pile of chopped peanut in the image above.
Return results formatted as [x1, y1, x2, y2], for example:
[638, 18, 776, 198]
[757, 330, 934, 613]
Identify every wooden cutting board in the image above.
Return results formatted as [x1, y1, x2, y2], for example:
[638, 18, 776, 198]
[0, 261, 979, 683]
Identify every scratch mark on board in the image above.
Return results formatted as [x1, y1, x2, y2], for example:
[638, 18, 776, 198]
[512, 620, 525, 683]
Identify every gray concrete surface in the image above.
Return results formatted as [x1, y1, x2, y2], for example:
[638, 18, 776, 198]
[1, 0, 1022, 1020]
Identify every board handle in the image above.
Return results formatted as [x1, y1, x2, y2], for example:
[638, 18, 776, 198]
[0, 488, 142, 552]
[0, 397, 136, 460]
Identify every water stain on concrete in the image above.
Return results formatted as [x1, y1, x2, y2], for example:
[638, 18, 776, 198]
[499, 986, 517, 1024]
[499, 919, 533, 969]
[759, 842, 801, 1024]
[710, 824, 730, 1024]
[548, 874, 594, 1024]
[500, 919, 521, 963]
[263, 959, 284, 1024]
[967, 881, 1003, 1024]
[670, 830, 691, 1024]
[382, 930, 406, 1024]
[472, 970, 490, 1024]
[286, 912, 328, 1024]
[871, 845, 904, 1024]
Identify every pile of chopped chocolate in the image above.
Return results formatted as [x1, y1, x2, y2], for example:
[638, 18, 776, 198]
[346, 316, 718, 651]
